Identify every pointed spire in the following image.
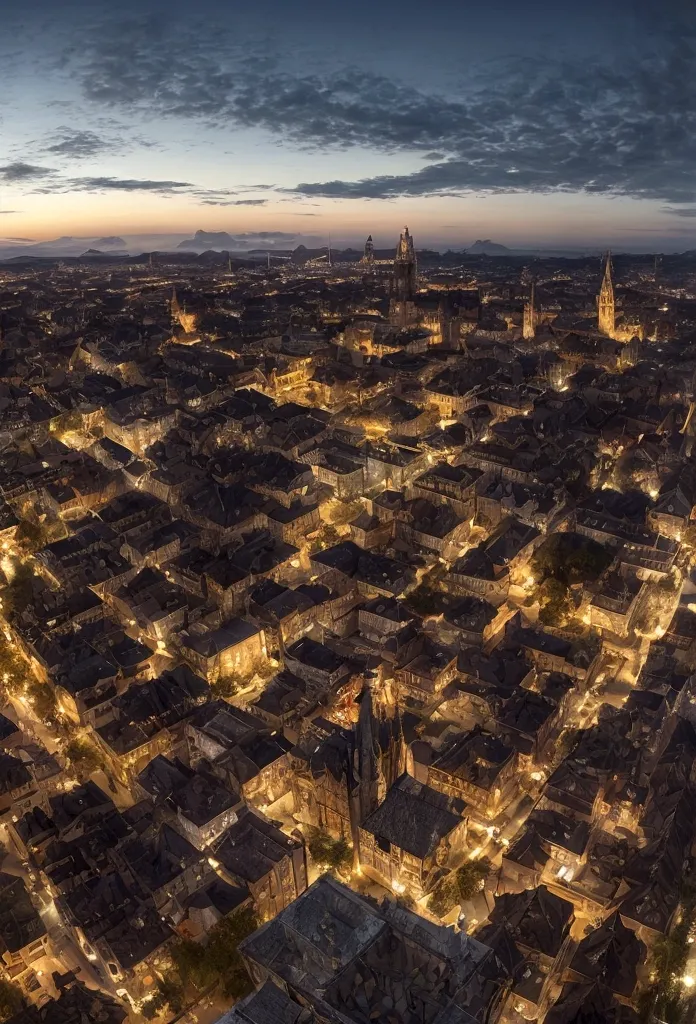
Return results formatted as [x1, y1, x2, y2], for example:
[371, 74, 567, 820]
[598, 251, 615, 337]
[356, 681, 380, 784]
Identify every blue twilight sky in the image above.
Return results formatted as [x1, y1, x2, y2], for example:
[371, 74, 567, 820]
[1, 0, 696, 250]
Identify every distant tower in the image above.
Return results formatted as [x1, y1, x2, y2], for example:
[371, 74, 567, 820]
[523, 280, 537, 340]
[362, 234, 375, 265]
[393, 226, 417, 299]
[598, 252, 615, 337]
[170, 286, 180, 319]
[390, 226, 418, 328]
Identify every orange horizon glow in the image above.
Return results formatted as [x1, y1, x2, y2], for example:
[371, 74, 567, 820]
[2, 191, 696, 250]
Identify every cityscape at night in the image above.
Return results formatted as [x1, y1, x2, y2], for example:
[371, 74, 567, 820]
[2, 2, 696, 1024]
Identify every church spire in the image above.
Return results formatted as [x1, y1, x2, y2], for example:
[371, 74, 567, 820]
[598, 252, 615, 337]
[523, 279, 536, 340]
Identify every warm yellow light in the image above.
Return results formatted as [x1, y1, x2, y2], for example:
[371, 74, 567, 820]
[683, 976, 695, 989]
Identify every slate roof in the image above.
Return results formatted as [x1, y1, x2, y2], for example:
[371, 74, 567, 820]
[361, 772, 466, 858]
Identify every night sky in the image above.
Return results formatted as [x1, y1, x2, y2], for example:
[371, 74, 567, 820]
[1, 0, 695, 250]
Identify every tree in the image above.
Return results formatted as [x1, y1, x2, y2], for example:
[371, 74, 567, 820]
[171, 938, 210, 994]
[309, 524, 342, 554]
[538, 578, 574, 626]
[307, 828, 352, 876]
[427, 859, 490, 918]
[65, 736, 104, 779]
[14, 520, 48, 554]
[455, 859, 490, 899]
[26, 682, 57, 721]
[1, 561, 35, 620]
[405, 586, 449, 617]
[154, 973, 184, 1015]
[427, 873, 461, 918]
[211, 675, 241, 700]
[206, 909, 258, 999]
[531, 533, 612, 587]
[0, 634, 30, 702]
[0, 979, 25, 1021]
[169, 908, 258, 1003]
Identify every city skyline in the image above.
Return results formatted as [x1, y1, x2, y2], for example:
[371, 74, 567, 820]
[2, 0, 696, 250]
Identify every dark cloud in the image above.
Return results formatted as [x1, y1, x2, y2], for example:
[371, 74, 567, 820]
[200, 198, 268, 206]
[236, 231, 296, 239]
[69, 176, 192, 191]
[45, 127, 109, 158]
[65, 14, 696, 206]
[0, 162, 55, 182]
[663, 206, 696, 218]
[30, 176, 194, 197]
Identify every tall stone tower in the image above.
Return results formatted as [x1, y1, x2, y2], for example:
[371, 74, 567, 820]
[523, 280, 537, 340]
[362, 234, 375, 265]
[393, 226, 417, 300]
[598, 252, 615, 337]
[352, 681, 404, 826]
[390, 226, 418, 328]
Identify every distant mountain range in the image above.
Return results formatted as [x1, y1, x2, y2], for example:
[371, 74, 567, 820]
[94, 236, 126, 248]
[0, 230, 692, 263]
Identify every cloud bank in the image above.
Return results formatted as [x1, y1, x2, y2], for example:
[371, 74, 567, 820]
[56, 11, 696, 207]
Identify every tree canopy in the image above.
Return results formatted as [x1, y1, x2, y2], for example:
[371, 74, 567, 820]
[427, 859, 490, 918]
[307, 828, 353, 876]
[162, 907, 258, 1012]
[531, 532, 613, 587]
[0, 979, 25, 1022]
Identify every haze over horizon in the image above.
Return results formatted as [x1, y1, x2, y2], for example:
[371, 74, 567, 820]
[2, 0, 696, 251]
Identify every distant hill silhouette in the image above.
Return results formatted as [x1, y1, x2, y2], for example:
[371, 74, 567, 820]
[177, 230, 237, 249]
[467, 239, 511, 254]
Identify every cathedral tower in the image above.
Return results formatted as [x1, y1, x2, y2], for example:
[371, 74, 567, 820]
[362, 234, 375, 265]
[390, 226, 418, 328]
[352, 680, 404, 828]
[523, 280, 537, 340]
[598, 252, 615, 338]
[392, 226, 417, 301]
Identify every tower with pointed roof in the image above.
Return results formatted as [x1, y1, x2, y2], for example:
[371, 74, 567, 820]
[390, 226, 418, 328]
[362, 234, 375, 265]
[598, 253, 615, 337]
[523, 280, 537, 340]
[353, 680, 404, 827]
